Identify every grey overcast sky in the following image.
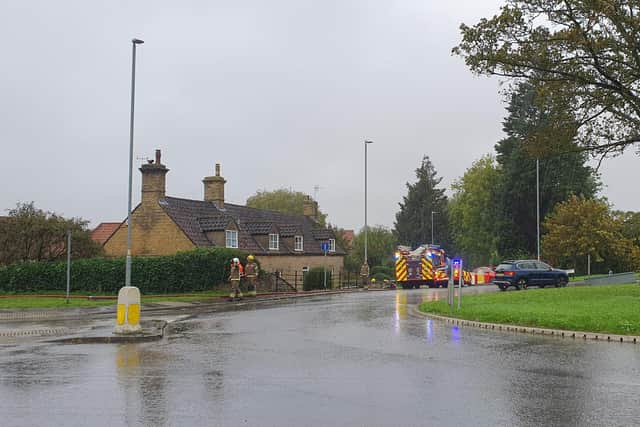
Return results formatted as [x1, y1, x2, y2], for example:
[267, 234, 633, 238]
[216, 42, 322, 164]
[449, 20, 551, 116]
[1, 0, 638, 231]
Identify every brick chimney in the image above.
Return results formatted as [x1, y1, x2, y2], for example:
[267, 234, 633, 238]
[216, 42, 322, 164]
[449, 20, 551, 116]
[203, 163, 226, 208]
[139, 149, 169, 207]
[303, 195, 318, 219]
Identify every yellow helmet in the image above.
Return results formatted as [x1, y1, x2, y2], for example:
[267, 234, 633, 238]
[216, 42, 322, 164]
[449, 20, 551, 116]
[247, 255, 254, 261]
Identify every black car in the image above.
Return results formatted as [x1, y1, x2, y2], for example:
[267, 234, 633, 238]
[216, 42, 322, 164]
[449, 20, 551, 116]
[493, 260, 569, 291]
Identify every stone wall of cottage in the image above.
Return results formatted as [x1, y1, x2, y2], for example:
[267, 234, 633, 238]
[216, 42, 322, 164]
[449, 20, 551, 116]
[104, 204, 195, 256]
[256, 254, 344, 276]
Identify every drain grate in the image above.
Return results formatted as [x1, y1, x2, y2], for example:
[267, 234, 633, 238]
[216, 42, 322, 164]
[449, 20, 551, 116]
[0, 327, 69, 337]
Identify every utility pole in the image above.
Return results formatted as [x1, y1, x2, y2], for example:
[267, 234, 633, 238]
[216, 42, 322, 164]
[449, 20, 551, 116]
[536, 158, 540, 261]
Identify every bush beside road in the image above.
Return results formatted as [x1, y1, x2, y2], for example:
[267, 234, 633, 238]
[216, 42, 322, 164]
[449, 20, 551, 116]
[419, 284, 640, 336]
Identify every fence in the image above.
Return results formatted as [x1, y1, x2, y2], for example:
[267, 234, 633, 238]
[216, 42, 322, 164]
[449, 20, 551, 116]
[259, 270, 368, 291]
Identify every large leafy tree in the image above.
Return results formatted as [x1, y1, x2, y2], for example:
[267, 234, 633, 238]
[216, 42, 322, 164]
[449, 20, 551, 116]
[0, 202, 103, 265]
[615, 211, 640, 246]
[449, 155, 502, 267]
[542, 196, 640, 274]
[394, 156, 450, 249]
[346, 225, 397, 270]
[495, 82, 600, 257]
[246, 188, 327, 225]
[454, 0, 640, 156]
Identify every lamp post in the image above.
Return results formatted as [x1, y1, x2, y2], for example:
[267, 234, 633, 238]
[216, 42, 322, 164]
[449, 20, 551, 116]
[431, 211, 438, 245]
[536, 158, 540, 261]
[125, 38, 144, 288]
[364, 140, 373, 264]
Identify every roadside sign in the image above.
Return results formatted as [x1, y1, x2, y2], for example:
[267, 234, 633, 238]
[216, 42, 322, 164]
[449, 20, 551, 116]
[321, 242, 329, 252]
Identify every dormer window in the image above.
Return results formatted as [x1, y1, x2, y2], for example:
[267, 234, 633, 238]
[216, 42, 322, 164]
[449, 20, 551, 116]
[269, 233, 279, 250]
[294, 235, 304, 251]
[329, 238, 336, 252]
[225, 230, 238, 248]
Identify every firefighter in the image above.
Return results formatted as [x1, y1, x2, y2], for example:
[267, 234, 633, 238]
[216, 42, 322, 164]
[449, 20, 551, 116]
[229, 257, 244, 301]
[245, 255, 258, 297]
[360, 262, 370, 290]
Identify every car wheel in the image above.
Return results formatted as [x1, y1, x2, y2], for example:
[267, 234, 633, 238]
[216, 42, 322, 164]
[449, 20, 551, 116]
[517, 278, 527, 290]
[498, 285, 506, 291]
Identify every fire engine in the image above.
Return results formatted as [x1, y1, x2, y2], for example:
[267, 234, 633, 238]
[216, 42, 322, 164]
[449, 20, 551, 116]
[394, 244, 471, 289]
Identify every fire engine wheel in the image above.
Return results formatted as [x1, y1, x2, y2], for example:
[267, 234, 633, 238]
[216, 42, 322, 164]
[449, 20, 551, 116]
[517, 278, 527, 290]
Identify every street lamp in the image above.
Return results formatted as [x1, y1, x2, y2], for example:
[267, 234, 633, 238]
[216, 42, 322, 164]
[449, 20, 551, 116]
[364, 140, 373, 264]
[125, 38, 144, 288]
[536, 158, 540, 261]
[431, 211, 438, 245]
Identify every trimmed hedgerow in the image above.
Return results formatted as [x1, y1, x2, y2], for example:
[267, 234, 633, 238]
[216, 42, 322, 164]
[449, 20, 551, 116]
[0, 248, 250, 294]
[303, 267, 332, 291]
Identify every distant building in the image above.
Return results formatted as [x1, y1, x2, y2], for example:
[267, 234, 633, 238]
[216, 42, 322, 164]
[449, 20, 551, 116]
[102, 150, 345, 274]
[91, 222, 120, 245]
[341, 229, 355, 249]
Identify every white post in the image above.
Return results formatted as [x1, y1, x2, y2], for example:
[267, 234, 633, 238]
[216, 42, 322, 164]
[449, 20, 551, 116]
[458, 259, 463, 309]
[66, 230, 71, 304]
[448, 259, 454, 306]
[323, 249, 327, 289]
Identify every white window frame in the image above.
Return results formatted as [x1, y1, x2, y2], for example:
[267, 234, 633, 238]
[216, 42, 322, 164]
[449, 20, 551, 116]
[329, 238, 336, 252]
[225, 230, 238, 248]
[294, 235, 304, 251]
[269, 233, 279, 250]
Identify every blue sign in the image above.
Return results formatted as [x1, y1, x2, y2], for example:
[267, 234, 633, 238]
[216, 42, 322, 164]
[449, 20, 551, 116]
[452, 258, 461, 266]
[321, 242, 330, 252]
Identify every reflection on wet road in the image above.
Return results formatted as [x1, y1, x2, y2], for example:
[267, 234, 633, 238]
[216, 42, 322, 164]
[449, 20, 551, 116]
[1, 289, 639, 426]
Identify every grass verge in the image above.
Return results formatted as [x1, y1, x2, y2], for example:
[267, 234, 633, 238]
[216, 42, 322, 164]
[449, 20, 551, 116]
[419, 284, 640, 335]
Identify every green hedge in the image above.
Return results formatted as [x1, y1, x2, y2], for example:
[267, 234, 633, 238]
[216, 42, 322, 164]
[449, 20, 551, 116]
[0, 248, 249, 294]
[303, 267, 332, 291]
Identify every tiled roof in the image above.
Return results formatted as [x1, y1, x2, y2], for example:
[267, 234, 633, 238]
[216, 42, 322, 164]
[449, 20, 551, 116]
[311, 228, 333, 240]
[243, 221, 276, 235]
[91, 222, 121, 245]
[158, 197, 345, 256]
[197, 215, 234, 232]
[279, 224, 301, 237]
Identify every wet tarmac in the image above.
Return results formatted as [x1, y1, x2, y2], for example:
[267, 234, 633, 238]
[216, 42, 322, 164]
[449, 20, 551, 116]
[1, 288, 639, 426]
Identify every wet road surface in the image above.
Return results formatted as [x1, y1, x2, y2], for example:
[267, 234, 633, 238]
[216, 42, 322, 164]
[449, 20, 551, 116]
[1, 288, 639, 426]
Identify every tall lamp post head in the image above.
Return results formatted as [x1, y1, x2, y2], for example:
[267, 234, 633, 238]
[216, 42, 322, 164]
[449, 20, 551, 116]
[132, 38, 145, 44]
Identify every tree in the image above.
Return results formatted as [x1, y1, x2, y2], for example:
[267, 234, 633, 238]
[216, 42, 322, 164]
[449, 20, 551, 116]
[346, 226, 397, 271]
[0, 202, 103, 265]
[246, 189, 327, 225]
[394, 156, 450, 249]
[454, 0, 640, 156]
[494, 82, 600, 257]
[449, 155, 502, 267]
[615, 211, 640, 247]
[542, 196, 640, 274]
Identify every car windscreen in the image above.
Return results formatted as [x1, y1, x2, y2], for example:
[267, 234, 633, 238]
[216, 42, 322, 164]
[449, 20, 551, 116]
[495, 263, 514, 271]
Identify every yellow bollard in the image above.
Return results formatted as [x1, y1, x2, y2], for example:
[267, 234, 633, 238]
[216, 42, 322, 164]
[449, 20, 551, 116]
[114, 286, 142, 334]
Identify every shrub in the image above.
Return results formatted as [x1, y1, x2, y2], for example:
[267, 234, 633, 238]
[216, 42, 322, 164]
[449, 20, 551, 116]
[371, 265, 393, 277]
[0, 248, 250, 294]
[303, 267, 332, 291]
[372, 272, 392, 282]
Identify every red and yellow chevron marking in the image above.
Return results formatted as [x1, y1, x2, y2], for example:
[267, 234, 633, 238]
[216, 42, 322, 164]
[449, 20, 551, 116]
[421, 257, 433, 280]
[395, 258, 407, 281]
[435, 269, 448, 281]
[463, 270, 471, 284]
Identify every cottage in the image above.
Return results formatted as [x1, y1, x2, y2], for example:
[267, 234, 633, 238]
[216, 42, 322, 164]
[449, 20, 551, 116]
[103, 150, 345, 276]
